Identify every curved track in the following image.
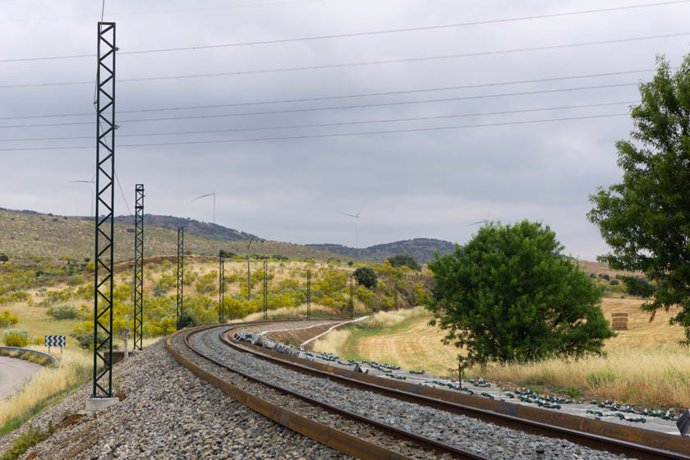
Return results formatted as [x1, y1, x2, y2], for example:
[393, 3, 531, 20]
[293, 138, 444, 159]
[224, 321, 690, 460]
[169, 322, 487, 459]
[169, 321, 690, 459]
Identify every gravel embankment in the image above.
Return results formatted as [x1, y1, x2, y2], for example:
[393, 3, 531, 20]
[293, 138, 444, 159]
[189, 324, 631, 460]
[0, 339, 344, 459]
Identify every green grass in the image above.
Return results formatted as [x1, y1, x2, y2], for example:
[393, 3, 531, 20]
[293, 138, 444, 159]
[336, 311, 429, 362]
[0, 379, 84, 437]
[1, 422, 55, 460]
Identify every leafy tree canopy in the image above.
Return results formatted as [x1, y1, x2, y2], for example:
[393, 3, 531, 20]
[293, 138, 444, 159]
[353, 266, 377, 289]
[428, 221, 612, 365]
[387, 254, 421, 271]
[588, 55, 690, 343]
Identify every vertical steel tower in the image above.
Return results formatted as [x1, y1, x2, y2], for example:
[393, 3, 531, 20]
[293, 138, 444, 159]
[176, 227, 184, 329]
[218, 251, 225, 323]
[133, 184, 144, 351]
[306, 269, 311, 321]
[93, 21, 116, 399]
[349, 275, 354, 319]
[263, 260, 268, 320]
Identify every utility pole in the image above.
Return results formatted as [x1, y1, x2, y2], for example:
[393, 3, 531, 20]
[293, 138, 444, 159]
[263, 259, 268, 320]
[218, 251, 225, 323]
[92, 21, 116, 401]
[176, 227, 184, 329]
[246, 239, 254, 300]
[132, 184, 144, 351]
[349, 274, 354, 319]
[306, 269, 311, 321]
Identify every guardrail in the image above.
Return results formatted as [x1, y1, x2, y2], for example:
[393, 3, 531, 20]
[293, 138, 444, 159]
[0, 346, 59, 366]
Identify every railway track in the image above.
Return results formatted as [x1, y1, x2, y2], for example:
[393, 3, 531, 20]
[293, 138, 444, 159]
[168, 320, 689, 459]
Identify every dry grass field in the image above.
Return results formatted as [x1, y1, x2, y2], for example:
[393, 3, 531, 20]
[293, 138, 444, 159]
[312, 298, 690, 408]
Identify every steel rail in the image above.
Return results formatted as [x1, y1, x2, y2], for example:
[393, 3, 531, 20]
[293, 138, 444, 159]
[223, 321, 690, 460]
[168, 323, 488, 460]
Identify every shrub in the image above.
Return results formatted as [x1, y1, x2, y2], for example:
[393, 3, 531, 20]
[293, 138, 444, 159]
[47, 305, 78, 320]
[622, 275, 656, 298]
[178, 312, 197, 329]
[353, 267, 377, 289]
[0, 253, 8, 263]
[71, 332, 93, 349]
[66, 275, 86, 287]
[3, 329, 29, 347]
[387, 254, 421, 271]
[0, 311, 19, 327]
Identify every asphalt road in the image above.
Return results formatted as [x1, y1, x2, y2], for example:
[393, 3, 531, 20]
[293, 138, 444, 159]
[0, 356, 43, 399]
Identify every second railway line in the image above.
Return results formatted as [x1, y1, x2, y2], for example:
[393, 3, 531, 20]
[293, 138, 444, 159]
[167, 320, 686, 459]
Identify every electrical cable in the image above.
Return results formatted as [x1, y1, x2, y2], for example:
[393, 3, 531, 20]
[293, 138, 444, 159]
[2, 0, 688, 63]
[115, 171, 132, 216]
[0, 100, 636, 142]
[0, 67, 654, 121]
[0, 31, 686, 89]
[0, 113, 628, 151]
[0, 81, 640, 129]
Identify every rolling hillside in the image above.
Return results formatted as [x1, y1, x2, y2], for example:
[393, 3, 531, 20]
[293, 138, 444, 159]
[0, 208, 334, 262]
[308, 238, 456, 263]
[112, 214, 258, 241]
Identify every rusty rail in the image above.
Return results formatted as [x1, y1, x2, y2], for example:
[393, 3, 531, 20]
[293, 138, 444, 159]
[167, 324, 487, 460]
[224, 322, 690, 460]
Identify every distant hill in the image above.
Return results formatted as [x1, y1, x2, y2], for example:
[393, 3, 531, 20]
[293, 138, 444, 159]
[0, 208, 456, 264]
[0, 208, 334, 262]
[308, 238, 456, 263]
[113, 214, 259, 241]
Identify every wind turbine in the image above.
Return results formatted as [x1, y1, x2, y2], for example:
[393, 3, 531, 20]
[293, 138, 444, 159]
[341, 206, 364, 249]
[468, 210, 492, 227]
[192, 192, 216, 225]
[70, 179, 95, 217]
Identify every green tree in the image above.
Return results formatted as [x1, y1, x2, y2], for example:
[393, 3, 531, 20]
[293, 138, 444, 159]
[428, 221, 613, 365]
[387, 254, 421, 271]
[588, 55, 690, 343]
[353, 266, 377, 289]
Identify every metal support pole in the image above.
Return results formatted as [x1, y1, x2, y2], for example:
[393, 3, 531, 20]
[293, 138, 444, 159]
[93, 21, 116, 399]
[132, 184, 144, 351]
[246, 239, 253, 300]
[349, 274, 354, 319]
[218, 251, 225, 323]
[263, 260, 268, 320]
[306, 269, 311, 321]
[176, 226, 184, 329]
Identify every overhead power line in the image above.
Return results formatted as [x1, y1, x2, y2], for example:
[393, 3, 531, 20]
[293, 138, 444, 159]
[0, 0, 328, 26]
[0, 81, 640, 129]
[2, 0, 688, 63]
[0, 31, 686, 89]
[0, 100, 636, 143]
[0, 67, 655, 122]
[0, 113, 629, 151]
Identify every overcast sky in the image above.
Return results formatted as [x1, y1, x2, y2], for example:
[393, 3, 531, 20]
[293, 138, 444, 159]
[0, 0, 688, 259]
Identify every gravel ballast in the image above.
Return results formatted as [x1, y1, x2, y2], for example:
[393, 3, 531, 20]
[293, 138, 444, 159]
[188, 323, 632, 460]
[0, 339, 343, 459]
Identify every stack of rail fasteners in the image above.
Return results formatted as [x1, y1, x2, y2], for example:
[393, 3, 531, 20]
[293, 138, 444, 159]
[611, 312, 629, 331]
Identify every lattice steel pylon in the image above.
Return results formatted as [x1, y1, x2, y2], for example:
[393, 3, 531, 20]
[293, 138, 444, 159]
[306, 269, 311, 321]
[349, 275, 354, 319]
[93, 21, 116, 399]
[218, 251, 225, 323]
[176, 226, 184, 329]
[132, 184, 144, 351]
[263, 260, 268, 320]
